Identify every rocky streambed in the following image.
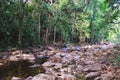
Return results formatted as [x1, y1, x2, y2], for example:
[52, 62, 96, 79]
[0, 43, 120, 80]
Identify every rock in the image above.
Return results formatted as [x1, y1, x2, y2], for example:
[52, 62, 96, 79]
[22, 53, 35, 61]
[74, 55, 81, 61]
[83, 63, 102, 71]
[56, 53, 66, 57]
[100, 58, 109, 64]
[11, 77, 22, 80]
[85, 72, 100, 79]
[50, 55, 62, 62]
[62, 57, 70, 64]
[45, 67, 57, 74]
[29, 64, 40, 68]
[32, 74, 55, 80]
[84, 61, 95, 65]
[76, 65, 84, 72]
[9, 55, 19, 61]
[60, 65, 74, 73]
[56, 73, 76, 80]
[42, 61, 55, 67]
[25, 76, 33, 80]
[61, 47, 68, 52]
[94, 77, 102, 80]
[47, 47, 55, 51]
[90, 63, 102, 71]
[102, 72, 115, 80]
[0, 63, 4, 66]
[54, 63, 63, 69]
[75, 46, 80, 51]
[83, 67, 90, 72]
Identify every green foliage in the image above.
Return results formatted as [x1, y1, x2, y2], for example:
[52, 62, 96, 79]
[0, 0, 120, 48]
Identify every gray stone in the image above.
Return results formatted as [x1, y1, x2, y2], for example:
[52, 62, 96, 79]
[32, 74, 55, 80]
[102, 72, 115, 80]
[85, 72, 100, 79]
[25, 76, 33, 80]
[29, 64, 40, 68]
[84, 61, 95, 65]
[9, 55, 19, 61]
[56, 73, 76, 80]
[11, 77, 22, 80]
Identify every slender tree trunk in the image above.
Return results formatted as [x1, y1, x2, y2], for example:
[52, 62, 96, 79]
[89, 1, 96, 44]
[18, 0, 24, 47]
[71, 10, 75, 41]
[54, 26, 56, 43]
[45, 13, 50, 45]
[38, 14, 41, 43]
[18, 0, 28, 47]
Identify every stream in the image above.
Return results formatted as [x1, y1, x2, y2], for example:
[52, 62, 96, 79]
[0, 60, 45, 80]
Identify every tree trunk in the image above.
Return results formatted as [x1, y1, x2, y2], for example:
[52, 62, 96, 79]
[38, 14, 41, 43]
[18, 0, 28, 47]
[53, 26, 56, 43]
[71, 10, 75, 41]
[45, 13, 50, 45]
[89, 1, 96, 44]
[18, 0, 24, 47]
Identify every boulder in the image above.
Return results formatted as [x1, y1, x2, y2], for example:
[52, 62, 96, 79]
[42, 61, 55, 67]
[76, 65, 84, 72]
[84, 61, 95, 65]
[83, 63, 102, 71]
[11, 77, 22, 80]
[56, 73, 76, 80]
[102, 72, 115, 80]
[29, 64, 40, 68]
[32, 74, 55, 80]
[9, 55, 19, 61]
[25, 76, 33, 80]
[85, 72, 100, 79]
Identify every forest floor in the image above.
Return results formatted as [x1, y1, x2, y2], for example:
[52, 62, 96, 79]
[0, 42, 120, 80]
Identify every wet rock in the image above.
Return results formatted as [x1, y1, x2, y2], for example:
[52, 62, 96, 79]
[32, 74, 55, 80]
[102, 72, 115, 80]
[85, 72, 100, 79]
[11, 77, 23, 80]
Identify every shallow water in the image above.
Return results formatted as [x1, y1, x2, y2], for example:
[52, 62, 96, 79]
[0, 60, 45, 80]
